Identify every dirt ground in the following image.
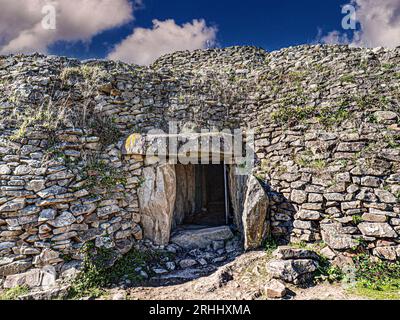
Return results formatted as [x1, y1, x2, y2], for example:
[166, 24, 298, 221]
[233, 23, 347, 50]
[106, 251, 367, 301]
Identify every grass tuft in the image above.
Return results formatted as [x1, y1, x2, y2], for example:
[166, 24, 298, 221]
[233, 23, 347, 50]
[0, 285, 30, 300]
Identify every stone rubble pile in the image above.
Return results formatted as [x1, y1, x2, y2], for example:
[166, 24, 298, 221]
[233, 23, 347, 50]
[135, 235, 242, 284]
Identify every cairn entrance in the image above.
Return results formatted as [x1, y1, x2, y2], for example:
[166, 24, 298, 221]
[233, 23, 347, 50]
[173, 164, 230, 228]
[124, 131, 270, 249]
[170, 164, 235, 249]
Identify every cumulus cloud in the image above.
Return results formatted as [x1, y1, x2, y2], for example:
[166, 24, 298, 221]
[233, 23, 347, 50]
[0, 0, 135, 54]
[319, 0, 400, 48]
[352, 0, 400, 48]
[107, 19, 217, 65]
[319, 30, 351, 45]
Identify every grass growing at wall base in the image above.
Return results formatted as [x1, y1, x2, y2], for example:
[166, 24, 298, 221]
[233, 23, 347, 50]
[286, 243, 400, 300]
[67, 243, 167, 299]
[353, 255, 400, 289]
[0, 285, 30, 300]
[344, 255, 400, 300]
[351, 284, 400, 300]
[263, 236, 278, 255]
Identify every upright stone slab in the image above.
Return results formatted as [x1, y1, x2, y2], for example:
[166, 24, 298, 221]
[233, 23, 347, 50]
[242, 175, 269, 250]
[137, 164, 176, 245]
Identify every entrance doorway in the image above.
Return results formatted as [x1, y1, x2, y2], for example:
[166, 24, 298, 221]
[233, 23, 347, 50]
[174, 164, 232, 228]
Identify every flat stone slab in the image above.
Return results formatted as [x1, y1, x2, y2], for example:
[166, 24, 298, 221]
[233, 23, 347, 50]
[157, 268, 209, 281]
[273, 246, 320, 261]
[171, 226, 234, 250]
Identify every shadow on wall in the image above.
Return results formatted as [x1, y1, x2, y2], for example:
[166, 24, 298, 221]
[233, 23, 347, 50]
[267, 189, 296, 246]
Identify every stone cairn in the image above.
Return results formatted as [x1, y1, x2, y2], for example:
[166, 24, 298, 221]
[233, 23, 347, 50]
[0, 44, 399, 292]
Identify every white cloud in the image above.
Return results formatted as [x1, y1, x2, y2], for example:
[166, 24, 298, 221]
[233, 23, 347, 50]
[351, 0, 400, 48]
[108, 19, 217, 65]
[0, 0, 135, 54]
[320, 30, 351, 45]
[319, 0, 400, 48]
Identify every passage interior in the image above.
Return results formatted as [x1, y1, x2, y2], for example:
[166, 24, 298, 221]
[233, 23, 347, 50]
[173, 164, 228, 228]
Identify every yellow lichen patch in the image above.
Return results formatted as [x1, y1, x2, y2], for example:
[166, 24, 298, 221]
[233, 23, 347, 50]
[125, 133, 145, 155]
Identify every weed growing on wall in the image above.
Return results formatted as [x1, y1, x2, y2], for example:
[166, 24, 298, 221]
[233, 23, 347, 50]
[60, 65, 107, 83]
[315, 256, 344, 284]
[89, 115, 121, 146]
[264, 236, 278, 255]
[9, 100, 67, 141]
[82, 157, 127, 190]
[271, 104, 350, 128]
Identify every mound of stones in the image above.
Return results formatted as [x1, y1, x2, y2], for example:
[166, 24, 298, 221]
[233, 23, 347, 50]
[146, 234, 242, 283]
[267, 246, 320, 286]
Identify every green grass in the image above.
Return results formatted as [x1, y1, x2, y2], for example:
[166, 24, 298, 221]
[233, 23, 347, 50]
[264, 236, 278, 255]
[384, 134, 400, 148]
[355, 95, 375, 110]
[353, 255, 400, 290]
[271, 105, 315, 125]
[291, 241, 308, 249]
[271, 105, 350, 127]
[286, 246, 400, 299]
[294, 151, 327, 171]
[67, 242, 167, 300]
[339, 74, 356, 83]
[353, 284, 400, 300]
[344, 254, 400, 300]
[352, 215, 364, 225]
[9, 102, 67, 141]
[381, 63, 395, 71]
[315, 257, 344, 284]
[317, 107, 350, 127]
[0, 285, 30, 300]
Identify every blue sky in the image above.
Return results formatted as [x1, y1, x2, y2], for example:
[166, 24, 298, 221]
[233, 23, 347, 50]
[49, 0, 351, 60]
[1, 1, 399, 65]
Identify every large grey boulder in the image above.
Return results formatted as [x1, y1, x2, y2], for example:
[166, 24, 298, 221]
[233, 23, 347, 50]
[171, 226, 234, 250]
[138, 164, 176, 245]
[242, 176, 269, 250]
[321, 222, 359, 250]
[267, 259, 318, 285]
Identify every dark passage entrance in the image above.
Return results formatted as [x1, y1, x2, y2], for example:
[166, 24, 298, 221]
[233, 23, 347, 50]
[174, 164, 230, 228]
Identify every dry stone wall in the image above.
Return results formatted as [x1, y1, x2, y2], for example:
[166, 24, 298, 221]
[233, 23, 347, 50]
[0, 44, 399, 282]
